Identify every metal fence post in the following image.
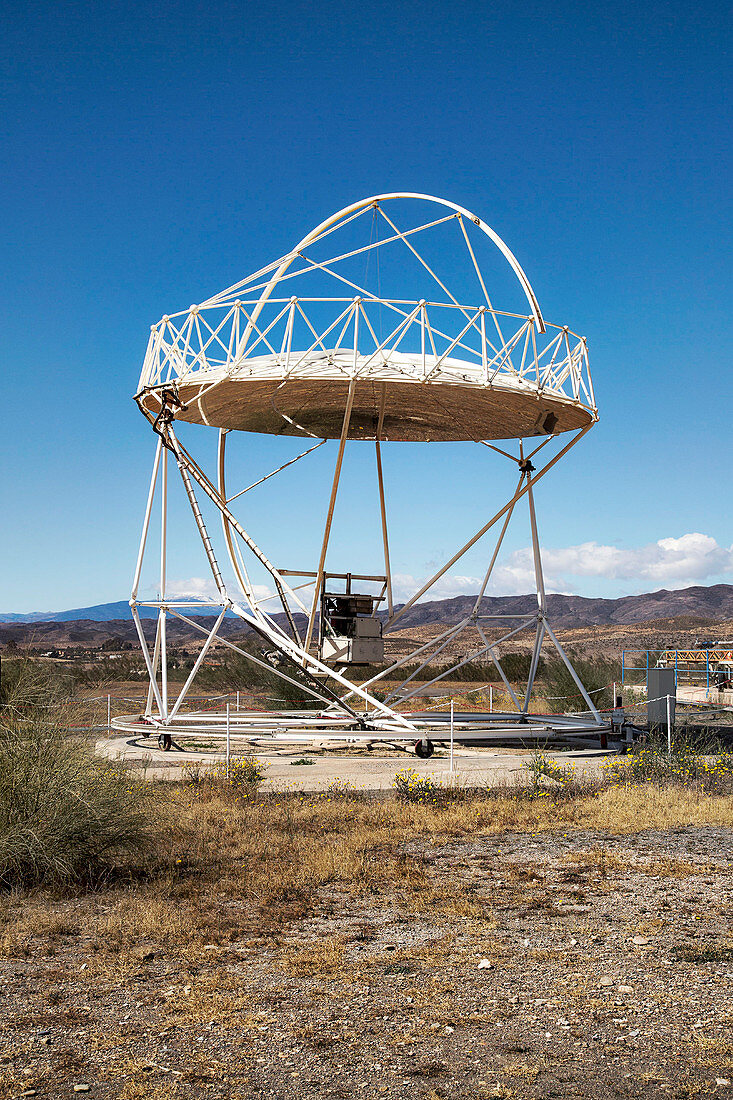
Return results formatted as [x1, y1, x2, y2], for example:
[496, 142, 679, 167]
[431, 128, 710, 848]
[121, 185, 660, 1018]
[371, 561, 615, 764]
[449, 698, 455, 774]
[226, 702, 231, 778]
[666, 694, 672, 757]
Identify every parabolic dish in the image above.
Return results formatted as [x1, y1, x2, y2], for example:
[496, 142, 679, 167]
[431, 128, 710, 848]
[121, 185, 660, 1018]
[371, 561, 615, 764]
[138, 349, 594, 442]
[136, 194, 597, 443]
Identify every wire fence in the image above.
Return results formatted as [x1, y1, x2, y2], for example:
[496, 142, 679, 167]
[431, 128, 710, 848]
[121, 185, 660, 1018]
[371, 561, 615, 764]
[13, 682, 733, 735]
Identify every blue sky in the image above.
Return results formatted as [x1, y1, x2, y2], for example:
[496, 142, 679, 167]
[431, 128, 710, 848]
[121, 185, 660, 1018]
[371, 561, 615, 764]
[1, 0, 730, 613]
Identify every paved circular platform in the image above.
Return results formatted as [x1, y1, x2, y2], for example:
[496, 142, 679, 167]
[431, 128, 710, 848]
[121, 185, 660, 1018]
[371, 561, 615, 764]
[95, 734, 615, 789]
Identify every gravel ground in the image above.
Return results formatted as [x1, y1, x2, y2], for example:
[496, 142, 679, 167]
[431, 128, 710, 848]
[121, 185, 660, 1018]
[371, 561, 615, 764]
[1, 826, 731, 1100]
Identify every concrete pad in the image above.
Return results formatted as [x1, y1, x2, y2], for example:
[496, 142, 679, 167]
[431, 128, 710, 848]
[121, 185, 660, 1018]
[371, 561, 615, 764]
[95, 734, 615, 790]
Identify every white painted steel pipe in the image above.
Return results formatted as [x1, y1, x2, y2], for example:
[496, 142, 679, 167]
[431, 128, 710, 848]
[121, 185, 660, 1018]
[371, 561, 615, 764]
[226, 703, 231, 777]
[450, 699, 455, 774]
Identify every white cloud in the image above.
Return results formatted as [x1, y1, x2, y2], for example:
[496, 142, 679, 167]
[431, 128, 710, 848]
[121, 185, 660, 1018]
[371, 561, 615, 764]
[391, 572, 483, 603]
[164, 577, 274, 603]
[162, 534, 733, 609]
[390, 533, 733, 603]
[249, 583, 279, 604]
[165, 576, 222, 601]
[533, 533, 733, 587]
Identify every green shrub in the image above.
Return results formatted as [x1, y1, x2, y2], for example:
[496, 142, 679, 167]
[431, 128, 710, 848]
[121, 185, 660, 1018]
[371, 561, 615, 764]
[603, 740, 733, 794]
[392, 766, 440, 804]
[226, 757, 267, 789]
[370, 656, 535, 684]
[324, 778, 362, 799]
[523, 752, 577, 789]
[538, 655, 620, 712]
[195, 648, 321, 709]
[0, 656, 73, 713]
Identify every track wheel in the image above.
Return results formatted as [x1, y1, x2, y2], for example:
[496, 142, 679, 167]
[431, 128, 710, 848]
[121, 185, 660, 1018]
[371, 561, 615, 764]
[414, 738, 434, 759]
[158, 733, 173, 751]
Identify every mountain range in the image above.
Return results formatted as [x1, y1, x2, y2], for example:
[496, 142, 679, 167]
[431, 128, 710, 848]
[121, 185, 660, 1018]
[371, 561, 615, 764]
[2, 584, 733, 631]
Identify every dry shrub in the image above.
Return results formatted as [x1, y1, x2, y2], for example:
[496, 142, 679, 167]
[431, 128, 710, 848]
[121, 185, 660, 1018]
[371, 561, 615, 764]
[0, 727, 155, 888]
[279, 937, 346, 976]
[182, 757, 267, 801]
[0, 659, 155, 888]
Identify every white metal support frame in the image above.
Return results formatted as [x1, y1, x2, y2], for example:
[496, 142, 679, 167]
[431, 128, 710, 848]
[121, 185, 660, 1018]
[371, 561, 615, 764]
[127, 419, 603, 737]
[119, 194, 606, 746]
[303, 376, 357, 657]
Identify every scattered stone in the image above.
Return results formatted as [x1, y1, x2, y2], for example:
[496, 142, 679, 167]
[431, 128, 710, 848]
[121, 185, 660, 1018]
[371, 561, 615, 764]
[3, 821, 731, 1099]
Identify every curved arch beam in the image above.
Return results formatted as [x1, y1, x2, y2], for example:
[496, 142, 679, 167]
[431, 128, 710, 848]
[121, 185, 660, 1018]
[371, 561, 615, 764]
[239, 194, 545, 352]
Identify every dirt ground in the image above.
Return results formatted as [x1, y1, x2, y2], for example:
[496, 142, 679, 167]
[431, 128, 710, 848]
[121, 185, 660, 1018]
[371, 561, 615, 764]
[1, 811, 731, 1100]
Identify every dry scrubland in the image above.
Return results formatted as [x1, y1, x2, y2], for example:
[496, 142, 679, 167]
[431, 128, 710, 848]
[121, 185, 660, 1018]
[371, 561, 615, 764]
[1, 668, 733, 1099]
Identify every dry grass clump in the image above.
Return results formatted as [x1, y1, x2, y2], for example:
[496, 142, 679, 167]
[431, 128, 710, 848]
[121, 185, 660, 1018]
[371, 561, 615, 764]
[279, 937, 346, 976]
[181, 756, 267, 800]
[1, 768, 731, 983]
[77, 781, 731, 944]
[0, 664, 157, 888]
